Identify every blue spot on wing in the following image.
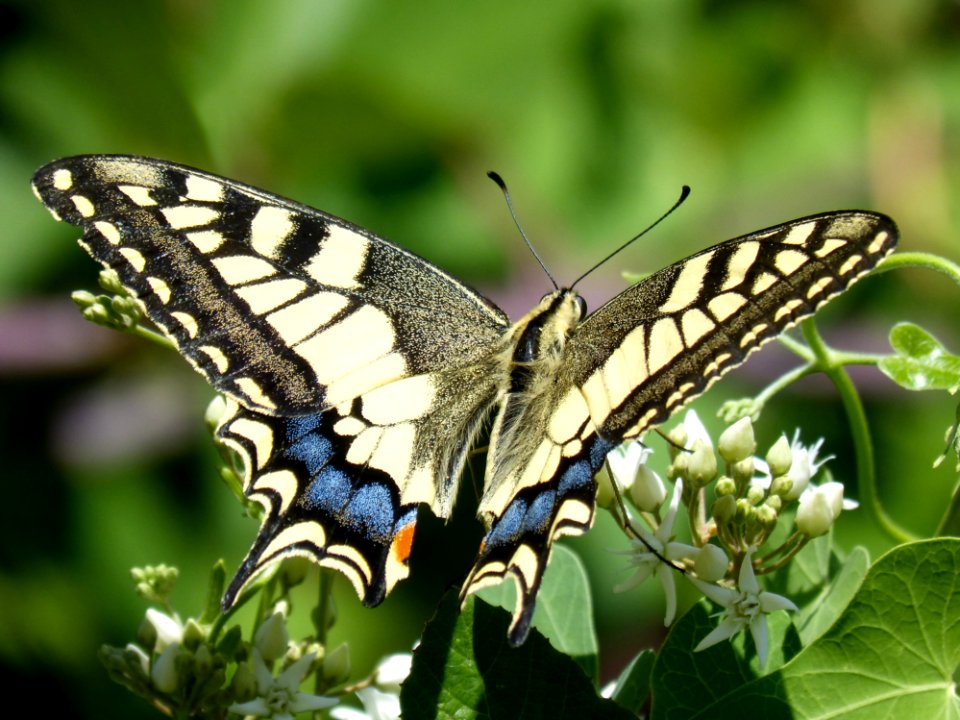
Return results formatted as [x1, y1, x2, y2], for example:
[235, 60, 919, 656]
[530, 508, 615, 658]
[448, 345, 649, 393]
[303, 466, 352, 514]
[343, 483, 395, 543]
[283, 426, 334, 476]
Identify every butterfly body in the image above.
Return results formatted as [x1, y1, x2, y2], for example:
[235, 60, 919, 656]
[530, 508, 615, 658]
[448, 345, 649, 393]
[32, 155, 897, 644]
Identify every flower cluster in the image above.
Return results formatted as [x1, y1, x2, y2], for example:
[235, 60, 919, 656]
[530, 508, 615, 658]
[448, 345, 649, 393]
[601, 410, 850, 665]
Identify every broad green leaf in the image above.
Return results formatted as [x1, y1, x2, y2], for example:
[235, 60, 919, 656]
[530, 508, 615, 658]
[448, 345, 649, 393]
[611, 648, 656, 714]
[651, 539, 960, 719]
[794, 545, 869, 646]
[879, 322, 960, 391]
[401, 591, 633, 720]
[477, 544, 598, 680]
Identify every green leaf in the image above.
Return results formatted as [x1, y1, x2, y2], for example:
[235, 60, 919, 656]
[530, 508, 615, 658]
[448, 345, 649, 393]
[794, 545, 869, 646]
[477, 544, 599, 680]
[611, 648, 656, 714]
[879, 322, 960, 391]
[401, 591, 633, 720]
[651, 539, 960, 718]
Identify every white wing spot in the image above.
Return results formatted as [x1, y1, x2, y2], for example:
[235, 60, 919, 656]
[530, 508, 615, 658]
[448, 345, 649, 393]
[752, 272, 778, 295]
[52, 168, 73, 190]
[305, 225, 369, 289]
[186, 230, 226, 253]
[806, 276, 834, 300]
[119, 247, 146, 272]
[235, 278, 309, 314]
[251, 470, 297, 514]
[94, 220, 121, 245]
[251, 206, 295, 259]
[333, 416, 366, 437]
[774, 299, 805, 323]
[647, 318, 684, 374]
[839, 254, 863, 276]
[184, 175, 224, 202]
[234, 377, 277, 410]
[266, 292, 349, 345]
[659, 251, 712, 313]
[71, 195, 95, 218]
[721, 242, 760, 291]
[814, 238, 846, 258]
[211, 255, 277, 285]
[161, 205, 220, 230]
[228, 416, 275, 471]
[147, 277, 171, 304]
[198, 344, 229, 373]
[118, 185, 157, 206]
[868, 232, 890, 255]
[362, 374, 436, 424]
[774, 249, 808, 275]
[680, 308, 714, 346]
[782, 221, 816, 245]
[707, 292, 747, 322]
[171, 311, 199, 338]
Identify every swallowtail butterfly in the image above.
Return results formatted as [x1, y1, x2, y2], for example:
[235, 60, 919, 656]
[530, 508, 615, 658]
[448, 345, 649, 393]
[32, 156, 897, 644]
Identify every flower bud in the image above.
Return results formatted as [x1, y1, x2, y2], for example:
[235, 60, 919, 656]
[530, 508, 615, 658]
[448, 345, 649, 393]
[687, 440, 718, 488]
[628, 466, 667, 512]
[124, 643, 151, 678]
[254, 612, 289, 662]
[667, 451, 688, 480]
[769, 475, 793, 498]
[694, 544, 729, 582]
[182, 619, 206, 651]
[764, 495, 782, 512]
[756, 502, 778, 529]
[146, 609, 183, 652]
[766, 435, 793, 477]
[796, 487, 834, 537]
[151, 644, 179, 693]
[714, 476, 736, 496]
[718, 417, 756, 463]
[731, 458, 755, 484]
[323, 642, 352, 685]
[735, 497, 753, 523]
[746, 485, 765, 506]
[711, 494, 737, 523]
[230, 659, 257, 701]
[667, 426, 688, 456]
[594, 465, 616, 509]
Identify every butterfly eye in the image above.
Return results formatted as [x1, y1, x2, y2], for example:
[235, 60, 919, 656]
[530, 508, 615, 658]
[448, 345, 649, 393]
[576, 295, 588, 319]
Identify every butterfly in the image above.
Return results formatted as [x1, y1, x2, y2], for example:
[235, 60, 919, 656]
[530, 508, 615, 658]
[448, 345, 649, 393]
[32, 155, 897, 644]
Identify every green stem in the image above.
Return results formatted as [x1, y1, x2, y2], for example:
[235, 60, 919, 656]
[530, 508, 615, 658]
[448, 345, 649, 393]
[874, 251, 960, 287]
[801, 319, 915, 543]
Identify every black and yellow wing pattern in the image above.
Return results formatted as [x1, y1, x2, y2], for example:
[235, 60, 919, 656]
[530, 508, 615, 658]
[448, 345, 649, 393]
[32, 155, 897, 644]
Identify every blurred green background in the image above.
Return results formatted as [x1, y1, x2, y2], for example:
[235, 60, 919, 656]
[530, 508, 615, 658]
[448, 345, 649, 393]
[1, 0, 958, 716]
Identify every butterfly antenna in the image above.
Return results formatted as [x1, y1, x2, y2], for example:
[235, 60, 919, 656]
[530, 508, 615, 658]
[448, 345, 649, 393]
[488, 171, 558, 290]
[571, 185, 691, 289]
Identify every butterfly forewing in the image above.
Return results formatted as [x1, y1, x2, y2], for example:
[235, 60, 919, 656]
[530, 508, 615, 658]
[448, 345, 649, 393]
[33, 154, 898, 646]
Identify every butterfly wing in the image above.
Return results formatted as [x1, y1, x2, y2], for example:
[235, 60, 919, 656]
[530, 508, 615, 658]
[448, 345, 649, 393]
[32, 155, 510, 605]
[462, 211, 898, 644]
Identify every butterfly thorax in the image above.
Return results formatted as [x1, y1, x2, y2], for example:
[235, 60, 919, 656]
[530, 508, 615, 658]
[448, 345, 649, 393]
[481, 289, 586, 519]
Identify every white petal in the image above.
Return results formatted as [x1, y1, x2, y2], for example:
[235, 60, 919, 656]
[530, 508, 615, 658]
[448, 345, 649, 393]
[694, 615, 743, 651]
[688, 577, 737, 607]
[276, 651, 316, 691]
[290, 691, 339, 712]
[749, 614, 770, 666]
[657, 564, 677, 625]
[737, 550, 760, 595]
[657, 478, 684, 539]
[146, 608, 183, 651]
[375, 653, 413, 691]
[229, 698, 270, 716]
[759, 591, 798, 613]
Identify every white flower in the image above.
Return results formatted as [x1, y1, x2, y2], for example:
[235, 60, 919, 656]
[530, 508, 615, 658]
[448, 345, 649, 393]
[690, 549, 797, 667]
[329, 687, 400, 720]
[599, 441, 659, 509]
[681, 410, 713, 451]
[615, 479, 699, 625]
[783, 431, 832, 501]
[373, 653, 412, 693]
[229, 649, 336, 720]
[329, 653, 412, 720]
[796, 480, 848, 536]
[145, 609, 183, 653]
